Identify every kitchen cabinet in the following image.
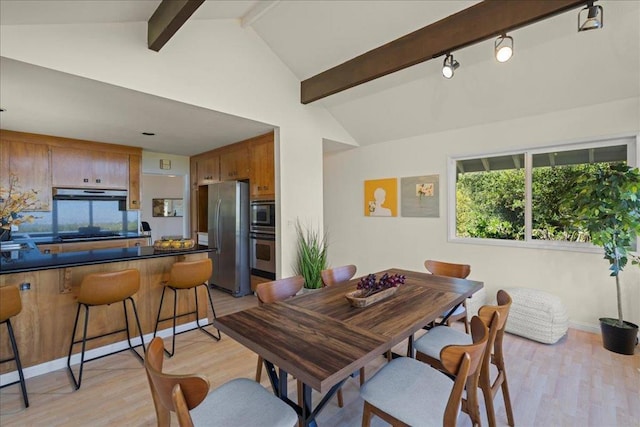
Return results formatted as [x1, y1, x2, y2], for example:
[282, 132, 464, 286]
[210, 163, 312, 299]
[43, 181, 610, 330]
[51, 147, 128, 189]
[196, 155, 220, 185]
[0, 138, 52, 211]
[220, 145, 250, 181]
[128, 154, 141, 210]
[37, 238, 148, 254]
[249, 133, 275, 200]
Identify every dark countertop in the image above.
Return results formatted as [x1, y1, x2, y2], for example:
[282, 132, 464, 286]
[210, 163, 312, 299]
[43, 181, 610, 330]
[1, 234, 211, 275]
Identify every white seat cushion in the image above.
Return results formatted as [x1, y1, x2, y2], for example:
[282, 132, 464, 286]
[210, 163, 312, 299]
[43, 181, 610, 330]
[191, 378, 297, 427]
[442, 304, 466, 318]
[413, 326, 472, 360]
[360, 357, 458, 427]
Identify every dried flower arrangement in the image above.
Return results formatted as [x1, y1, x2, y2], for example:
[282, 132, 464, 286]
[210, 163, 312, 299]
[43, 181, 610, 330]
[0, 174, 39, 240]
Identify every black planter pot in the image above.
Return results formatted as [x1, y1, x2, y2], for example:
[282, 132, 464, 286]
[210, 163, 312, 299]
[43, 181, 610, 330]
[599, 318, 639, 355]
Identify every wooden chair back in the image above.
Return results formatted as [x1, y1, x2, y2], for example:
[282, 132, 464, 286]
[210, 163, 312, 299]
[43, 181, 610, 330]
[145, 337, 210, 427]
[255, 275, 304, 304]
[0, 285, 22, 322]
[77, 269, 140, 306]
[477, 290, 512, 333]
[168, 258, 212, 289]
[439, 316, 488, 426]
[321, 265, 357, 287]
[424, 260, 471, 279]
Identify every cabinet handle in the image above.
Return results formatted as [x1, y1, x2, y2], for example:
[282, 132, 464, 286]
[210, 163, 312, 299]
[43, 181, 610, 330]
[96, 179, 101, 183]
[83, 178, 89, 183]
[132, 200, 138, 205]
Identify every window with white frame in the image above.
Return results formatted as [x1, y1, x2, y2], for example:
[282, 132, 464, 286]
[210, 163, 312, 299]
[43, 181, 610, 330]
[450, 137, 636, 248]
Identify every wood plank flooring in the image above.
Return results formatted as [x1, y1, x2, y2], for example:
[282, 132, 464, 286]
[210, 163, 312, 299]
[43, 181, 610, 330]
[1, 289, 638, 426]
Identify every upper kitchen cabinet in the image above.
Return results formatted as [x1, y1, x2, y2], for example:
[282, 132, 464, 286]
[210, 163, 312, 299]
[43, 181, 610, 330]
[51, 147, 128, 189]
[249, 132, 275, 200]
[196, 155, 220, 185]
[0, 134, 52, 210]
[220, 143, 250, 181]
[128, 154, 141, 210]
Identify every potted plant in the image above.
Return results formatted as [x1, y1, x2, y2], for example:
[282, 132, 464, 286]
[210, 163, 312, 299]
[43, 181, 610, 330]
[294, 220, 328, 290]
[571, 164, 640, 355]
[1, 174, 39, 242]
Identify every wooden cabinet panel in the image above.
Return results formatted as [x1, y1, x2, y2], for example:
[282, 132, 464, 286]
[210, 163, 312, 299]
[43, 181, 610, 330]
[37, 238, 148, 254]
[51, 147, 127, 189]
[196, 156, 220, 185]
[249, 133, 275, 200]
[94, 151, 128, 188]
[128, 154, 141, 210]
[0, 139, 52, 210]
[220, 146, 250, 181]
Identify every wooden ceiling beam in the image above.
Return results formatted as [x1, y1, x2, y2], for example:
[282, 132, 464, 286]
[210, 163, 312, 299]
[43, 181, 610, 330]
[148, 0, 205, 52]
[301, 0, 593, 104]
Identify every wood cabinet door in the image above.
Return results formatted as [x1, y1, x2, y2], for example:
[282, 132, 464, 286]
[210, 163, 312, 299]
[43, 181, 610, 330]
[2, 140, 52, 210]
[128, 154, 141, 209]
[250, 136, 275, 199]
[93, 151, 128, 189]
[220, 146, 250, 181]
[51, 146, 94, 187]
[196, 156, 220, 185]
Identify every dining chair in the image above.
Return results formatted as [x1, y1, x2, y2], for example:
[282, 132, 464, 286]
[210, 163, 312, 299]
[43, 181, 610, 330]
[360, 316, 489, 427]
[320, 264, 368, 388]
[144, 337, 298, 427]
[320, 264, 357, 287]
[413, 290, 514, 427]
[255, 275, 348, 409]
[425, 259, 472, 333]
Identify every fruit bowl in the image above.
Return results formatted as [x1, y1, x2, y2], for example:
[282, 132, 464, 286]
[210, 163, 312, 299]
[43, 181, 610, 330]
[153, 238, 195, 251]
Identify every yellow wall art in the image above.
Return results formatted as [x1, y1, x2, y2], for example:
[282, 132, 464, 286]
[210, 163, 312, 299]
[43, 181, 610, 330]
[364, 178, 398, 217]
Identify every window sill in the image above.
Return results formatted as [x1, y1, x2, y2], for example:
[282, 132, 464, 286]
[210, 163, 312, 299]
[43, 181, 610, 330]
[448, 236, 605, 254]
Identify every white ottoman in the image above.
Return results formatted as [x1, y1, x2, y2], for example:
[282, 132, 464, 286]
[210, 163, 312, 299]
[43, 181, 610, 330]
[503, 287, 568, 344]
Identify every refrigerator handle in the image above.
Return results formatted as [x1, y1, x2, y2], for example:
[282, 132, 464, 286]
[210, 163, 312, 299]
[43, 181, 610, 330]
[216, 198, 222, 251]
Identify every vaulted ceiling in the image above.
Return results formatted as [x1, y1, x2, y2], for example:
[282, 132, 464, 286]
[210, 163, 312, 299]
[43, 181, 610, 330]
[0, 1, 638, 155]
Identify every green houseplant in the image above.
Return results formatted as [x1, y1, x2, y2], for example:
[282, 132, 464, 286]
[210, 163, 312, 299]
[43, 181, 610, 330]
[294, 220, 327, 289]
[571, 163, 640, 355]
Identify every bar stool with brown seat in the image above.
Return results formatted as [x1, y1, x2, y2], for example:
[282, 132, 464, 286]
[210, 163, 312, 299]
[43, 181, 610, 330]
[414, 290, 514, 427]
[0, 285, 29, 408]
[153, 258, 220, 357]
[66, 268, 146, 390]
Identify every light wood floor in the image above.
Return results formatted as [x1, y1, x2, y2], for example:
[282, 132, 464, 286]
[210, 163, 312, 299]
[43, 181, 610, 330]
[1, 289, 638, 426]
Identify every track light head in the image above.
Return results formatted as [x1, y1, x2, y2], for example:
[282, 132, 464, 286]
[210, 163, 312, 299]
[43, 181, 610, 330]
[495, 35, 513, 63]
[578, 2, 603, 32]
[442, 54, 459, 79]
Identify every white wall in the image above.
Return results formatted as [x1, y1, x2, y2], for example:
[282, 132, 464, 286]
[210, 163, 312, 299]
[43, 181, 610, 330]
[0, 19, 355, 278]
[323, 98, 640, 331]
[141, 175, 185, 242]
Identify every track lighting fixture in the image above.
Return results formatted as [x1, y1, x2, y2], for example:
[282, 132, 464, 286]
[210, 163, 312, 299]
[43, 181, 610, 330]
[494, 34, 513, 63]
[442, 54, 459, 79]
[578, 2, 603, 32]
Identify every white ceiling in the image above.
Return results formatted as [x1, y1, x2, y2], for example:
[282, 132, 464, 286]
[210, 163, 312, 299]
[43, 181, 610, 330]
[0, 0, 638, 156]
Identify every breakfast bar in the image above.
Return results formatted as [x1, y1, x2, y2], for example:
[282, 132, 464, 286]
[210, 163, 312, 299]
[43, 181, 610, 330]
[0, 236, 212, 374]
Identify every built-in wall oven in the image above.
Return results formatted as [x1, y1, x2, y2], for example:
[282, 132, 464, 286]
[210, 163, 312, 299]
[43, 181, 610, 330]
[249, 200, 276, 279]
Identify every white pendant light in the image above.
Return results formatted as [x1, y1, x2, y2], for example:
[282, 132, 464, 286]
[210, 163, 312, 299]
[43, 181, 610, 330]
[442, 54, 459, 79]
[578, 2, 603, 32]
[495, 34, 513, 63]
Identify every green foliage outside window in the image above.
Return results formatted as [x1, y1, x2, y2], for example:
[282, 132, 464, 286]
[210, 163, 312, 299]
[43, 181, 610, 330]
[456, 160, 627, 242]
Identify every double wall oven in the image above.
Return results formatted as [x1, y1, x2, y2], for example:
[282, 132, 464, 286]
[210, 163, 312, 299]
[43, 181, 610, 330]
[249, 200, 276, 279]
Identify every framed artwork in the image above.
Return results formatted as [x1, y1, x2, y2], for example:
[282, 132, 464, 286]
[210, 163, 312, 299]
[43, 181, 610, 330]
[152, 198, 184, 217]
[400, 175, 439, 217]
[364, 178, 398, 217]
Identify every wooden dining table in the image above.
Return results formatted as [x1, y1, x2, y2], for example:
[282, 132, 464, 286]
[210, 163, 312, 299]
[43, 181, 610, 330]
[213, 267, 483, 427]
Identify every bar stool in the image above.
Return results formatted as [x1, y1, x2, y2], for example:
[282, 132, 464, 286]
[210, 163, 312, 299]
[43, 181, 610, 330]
[0, 285, 29, 408]
[66, 269, 146, 390]
[153, 258, 220, 357]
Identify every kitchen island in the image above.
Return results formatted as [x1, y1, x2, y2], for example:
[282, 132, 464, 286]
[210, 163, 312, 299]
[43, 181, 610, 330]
[0, 237, 212, 376]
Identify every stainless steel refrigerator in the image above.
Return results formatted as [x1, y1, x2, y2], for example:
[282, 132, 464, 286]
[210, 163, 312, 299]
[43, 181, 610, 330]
[208, 181, 251, 297]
